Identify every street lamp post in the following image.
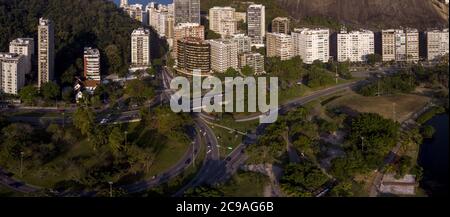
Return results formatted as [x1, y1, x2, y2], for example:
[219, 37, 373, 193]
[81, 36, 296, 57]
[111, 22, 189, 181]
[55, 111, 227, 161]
[108, 181, 113, 197]
[124, 131, 128, 146]
[361, 136, 365, 152]
[192, 142, 195, 169]
[20, 151, 24, 178]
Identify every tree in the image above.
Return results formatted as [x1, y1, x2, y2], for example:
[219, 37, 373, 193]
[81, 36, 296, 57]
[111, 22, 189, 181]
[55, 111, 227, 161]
[73, 107, 95, 138]
[241, 65, 254, 76]
[124, 80, 155, 104]
[330, 181, 353, 197]
[205, 29, 221, 40]
[367, 54, 382, 66]
[184, 186, 223, 197]
[18, 85, 39, 105]
[105, 44, 123, 75]
[108, 127, 124, 155]
[421, 125, 436, 139]
[347, 113, 400, 169]
[41, 82, 60, 101]
[62, 87, 74, 103]
[280, 162, 329, 197]
[61, 65, 77, 86]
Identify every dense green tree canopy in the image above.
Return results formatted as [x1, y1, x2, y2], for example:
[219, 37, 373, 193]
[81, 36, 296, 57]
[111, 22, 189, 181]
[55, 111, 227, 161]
[0, 0, 142, 79]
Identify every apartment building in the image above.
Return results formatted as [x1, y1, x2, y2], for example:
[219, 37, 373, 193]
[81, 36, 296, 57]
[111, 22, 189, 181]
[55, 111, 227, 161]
[247, 4, 266, 46]
[172, 23, 205, 57]
[38, 18, 55, 88]
[83, 47, 101, 81]
[9, 38, 34, 75]
[266, 32, 293, 61]
[208, 39, 238, 73]
[337, 29, 374, 62]
[239, 52, 265, 75]
[292, 28, 330, 64]
[426, 29, 449, 61]
[272, 17, 290, 34]
[0, 53, 26, 95]
[209, 7, 237, 37]
[174, 0, 200, 25]
[131, 28, 151, 67]
[177, 37, 211, 74]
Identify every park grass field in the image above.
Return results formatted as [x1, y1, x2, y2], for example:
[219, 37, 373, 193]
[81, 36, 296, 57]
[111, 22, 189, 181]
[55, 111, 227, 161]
[327, 90, 431, 122]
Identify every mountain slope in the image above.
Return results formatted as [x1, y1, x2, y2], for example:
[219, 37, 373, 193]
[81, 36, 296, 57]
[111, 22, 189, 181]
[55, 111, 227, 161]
[276, 0, 449, 29]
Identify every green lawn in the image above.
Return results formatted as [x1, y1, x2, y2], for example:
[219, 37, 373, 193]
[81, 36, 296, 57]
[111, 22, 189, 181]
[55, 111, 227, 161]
[327, 90, 430, 122]
[220, 171, 269, 197]
[145, 136, 190, 178]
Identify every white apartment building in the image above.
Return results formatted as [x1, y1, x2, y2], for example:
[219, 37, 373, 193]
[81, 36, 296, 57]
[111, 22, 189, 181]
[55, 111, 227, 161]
[172, 23, 205, 57]
[239, 52, 265, 75]
[426, 29, 449, 61]
[38, 18, 55, 88]
[231, 34, 252, 55]
[266, 32, 293, 61]
[0, 53, 26, 95]
[337, 29, 374, 62]
[83, 47, 101, 81]
[247, 4, 265, 46]
[124, 4, 146, 23]
[208, 39, 238, 73]
[9, 38, 34, 75]
[131, 28, 151, 67]
[292, 28, 330, 64]
[209, 7, 237, 37]
[120, 0, 128, 8]
[147, 3, 170, 37]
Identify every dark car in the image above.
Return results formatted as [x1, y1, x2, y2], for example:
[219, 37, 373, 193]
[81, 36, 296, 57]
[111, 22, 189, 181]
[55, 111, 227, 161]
[225, 157, 231, 161]
[185, 159, 191, 164]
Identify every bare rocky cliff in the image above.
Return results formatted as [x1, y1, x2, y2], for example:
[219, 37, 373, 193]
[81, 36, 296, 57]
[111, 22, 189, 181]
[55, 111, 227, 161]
[276, 0, 449, 29]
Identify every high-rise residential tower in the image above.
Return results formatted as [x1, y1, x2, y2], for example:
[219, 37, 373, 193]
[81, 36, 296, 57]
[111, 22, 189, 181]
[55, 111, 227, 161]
[131, 28, 151, 67]
[38, 18, 55, 88]
[177, 37, 211, 74]
[247, 4, 265, 46]
[174, 0, 200, 25]
[209, 7, 237, 37]
[172, 23, 205, 57]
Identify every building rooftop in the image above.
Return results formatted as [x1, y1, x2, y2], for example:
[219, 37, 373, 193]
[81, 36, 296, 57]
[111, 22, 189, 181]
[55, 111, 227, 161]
[10, 38, 34, 45]
[0, 52, 22, 60]
[179, 37, 208, 45]
[293, 28, 329, 34]
[39, 17, 52, 26]
[175, 22, 201, 29]
[84, 47, 100, 56]
[132, 28, 150, 35]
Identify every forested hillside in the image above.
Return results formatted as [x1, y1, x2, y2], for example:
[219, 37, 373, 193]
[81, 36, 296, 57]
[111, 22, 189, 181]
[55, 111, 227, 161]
[0, 0, 142, 78]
